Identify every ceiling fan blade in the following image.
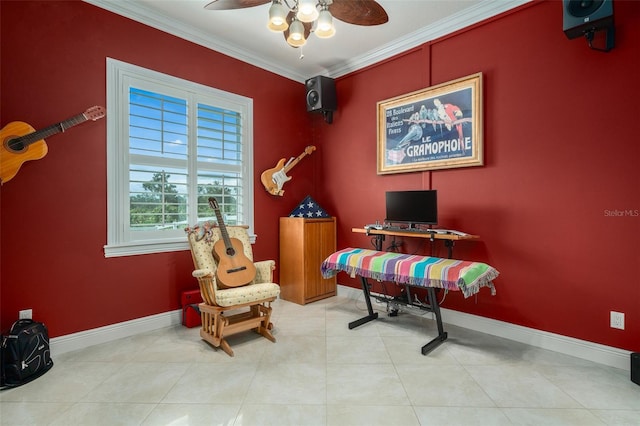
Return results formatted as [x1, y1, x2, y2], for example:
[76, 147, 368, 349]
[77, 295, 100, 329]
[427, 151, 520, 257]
[329, 0, 389, 26]
[204, 0, 270, 10]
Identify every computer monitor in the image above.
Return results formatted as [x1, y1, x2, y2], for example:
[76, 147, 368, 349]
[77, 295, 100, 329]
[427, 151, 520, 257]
[385, 190, 438, 227]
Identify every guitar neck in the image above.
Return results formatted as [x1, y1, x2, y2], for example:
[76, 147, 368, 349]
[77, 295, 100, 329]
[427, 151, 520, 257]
[284, 152, 309, 173]
[11, 113, 88, 149]
[212, 205, 233, 250]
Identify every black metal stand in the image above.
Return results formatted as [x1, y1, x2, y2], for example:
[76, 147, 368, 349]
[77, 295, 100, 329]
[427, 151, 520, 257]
[444, 239, 454, 259]
[370, 233, 384, 251]
[348, 278, 448, 354]
[349, 227, 479, 355]
[584, 26, 615, 52]
[422, 287, 448, 355]
[348, 277, 379, 329]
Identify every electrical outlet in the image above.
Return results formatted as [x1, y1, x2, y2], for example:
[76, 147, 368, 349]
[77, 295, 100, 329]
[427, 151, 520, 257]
[19, 309, 33, 320]
[610, 311, 624, 330]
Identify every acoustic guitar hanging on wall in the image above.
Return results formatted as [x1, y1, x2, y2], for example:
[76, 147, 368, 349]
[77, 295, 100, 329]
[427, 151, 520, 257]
[260, 145, 316, 196]
[0, 106, 106, 184]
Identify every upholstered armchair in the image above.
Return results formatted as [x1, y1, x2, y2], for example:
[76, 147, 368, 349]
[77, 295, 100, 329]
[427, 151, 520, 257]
[186, 222, 280, 356]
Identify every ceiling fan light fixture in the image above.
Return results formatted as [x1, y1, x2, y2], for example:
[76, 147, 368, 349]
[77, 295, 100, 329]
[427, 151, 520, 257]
[287, 18, 307, 47]
[314, 8, 335, 38]
[297, 0, 319, 23]
[203, 0, 388, 50]
[267, 1, 288, 32]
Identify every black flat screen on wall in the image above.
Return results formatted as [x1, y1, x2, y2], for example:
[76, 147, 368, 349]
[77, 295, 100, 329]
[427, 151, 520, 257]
[385, 190, 438, 226]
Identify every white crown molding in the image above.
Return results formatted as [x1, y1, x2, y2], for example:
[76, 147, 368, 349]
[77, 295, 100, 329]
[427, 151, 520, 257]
[83, 0, 308, 82]
[83, 0, 530, 83]
[328, 0, 531, 77]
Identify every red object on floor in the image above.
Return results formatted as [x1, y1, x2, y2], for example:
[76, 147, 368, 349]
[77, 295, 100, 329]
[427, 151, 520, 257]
[181, 290, 202, 328]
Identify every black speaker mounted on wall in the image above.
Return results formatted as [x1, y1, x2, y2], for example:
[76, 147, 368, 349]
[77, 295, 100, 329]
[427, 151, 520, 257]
[305, 76, 337, 124]
[563, 0, 614, 52]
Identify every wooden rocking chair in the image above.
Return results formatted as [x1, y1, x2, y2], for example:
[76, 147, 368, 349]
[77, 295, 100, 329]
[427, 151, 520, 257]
[186, 223, 279, 356]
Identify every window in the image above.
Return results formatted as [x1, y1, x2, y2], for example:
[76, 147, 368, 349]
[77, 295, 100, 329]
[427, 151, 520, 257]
[105, 59, 254, 257]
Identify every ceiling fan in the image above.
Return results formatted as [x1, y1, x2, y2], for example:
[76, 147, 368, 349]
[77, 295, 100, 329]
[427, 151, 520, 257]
[204, 0, 389, 48]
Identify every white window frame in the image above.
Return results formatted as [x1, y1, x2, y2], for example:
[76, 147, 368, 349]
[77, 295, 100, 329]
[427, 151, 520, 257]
[104, 58, 254, 257]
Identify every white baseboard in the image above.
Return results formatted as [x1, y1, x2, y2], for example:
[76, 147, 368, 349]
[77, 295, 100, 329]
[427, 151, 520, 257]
[50, 310, 182, 356]
[337, 285, 631, 371]
[50, 287, 631, 372]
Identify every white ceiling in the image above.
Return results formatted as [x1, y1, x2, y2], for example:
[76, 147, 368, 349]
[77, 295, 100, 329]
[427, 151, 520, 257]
[85, 0, 529, 82]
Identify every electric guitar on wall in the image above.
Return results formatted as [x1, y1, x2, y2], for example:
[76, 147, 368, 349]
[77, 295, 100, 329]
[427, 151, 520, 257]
[260, 145, 316, 196]
[208, 197, 257, 288]
[0, 106, 106, 184]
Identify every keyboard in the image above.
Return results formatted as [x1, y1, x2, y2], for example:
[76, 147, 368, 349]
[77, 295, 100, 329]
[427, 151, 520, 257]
[383, 227, 432, 233]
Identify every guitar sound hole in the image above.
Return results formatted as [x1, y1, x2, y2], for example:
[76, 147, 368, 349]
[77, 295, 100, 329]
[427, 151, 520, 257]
[226, 247, 236, 256]
[5, 137, 26, 153]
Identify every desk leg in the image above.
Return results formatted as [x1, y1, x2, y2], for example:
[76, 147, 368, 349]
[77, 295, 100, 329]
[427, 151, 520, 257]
[444, 240, 454, 259]
[374, 235, 384, 251]
[348, 277, 379, 329]
[420, 287, 448, 355]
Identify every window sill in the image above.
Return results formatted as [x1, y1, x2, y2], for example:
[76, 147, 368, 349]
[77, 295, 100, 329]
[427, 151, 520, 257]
[104, 240, 189, 258]
[104, 234, 257, 258]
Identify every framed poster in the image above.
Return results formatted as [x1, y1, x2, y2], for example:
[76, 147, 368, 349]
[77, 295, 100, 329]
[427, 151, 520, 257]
[377, 73, 483, 174]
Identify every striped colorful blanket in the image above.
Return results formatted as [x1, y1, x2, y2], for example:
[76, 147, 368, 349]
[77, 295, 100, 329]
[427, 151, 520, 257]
[321, 248, 499, 298]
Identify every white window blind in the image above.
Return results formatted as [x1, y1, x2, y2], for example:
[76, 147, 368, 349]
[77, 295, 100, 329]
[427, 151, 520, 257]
[105, 59, 254, 257]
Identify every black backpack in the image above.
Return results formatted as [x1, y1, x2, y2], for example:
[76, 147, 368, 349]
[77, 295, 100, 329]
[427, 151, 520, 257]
[1, 319, 54, 389]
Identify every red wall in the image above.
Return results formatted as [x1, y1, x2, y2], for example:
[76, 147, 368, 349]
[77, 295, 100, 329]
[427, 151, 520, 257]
[0, 1, 315, 335]
[319, 1, 639, 351]
[2, 1, 638, 352]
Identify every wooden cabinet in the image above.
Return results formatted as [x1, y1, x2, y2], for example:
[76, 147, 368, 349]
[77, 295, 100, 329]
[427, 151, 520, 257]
[279, 217, 337, 305]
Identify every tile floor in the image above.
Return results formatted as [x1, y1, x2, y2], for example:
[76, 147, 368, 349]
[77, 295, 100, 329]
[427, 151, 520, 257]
[1, 291, 639, 425]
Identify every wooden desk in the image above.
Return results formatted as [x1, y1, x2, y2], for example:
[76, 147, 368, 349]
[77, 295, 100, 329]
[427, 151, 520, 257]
[352, 227, 479, 257]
